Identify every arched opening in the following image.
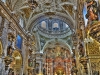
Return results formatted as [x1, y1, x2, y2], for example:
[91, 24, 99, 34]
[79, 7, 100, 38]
[41, 21, 46, 29]
[9, 50, 22, 75]
[43, 42, 72, 75]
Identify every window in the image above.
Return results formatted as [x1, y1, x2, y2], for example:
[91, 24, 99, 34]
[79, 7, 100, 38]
[41, 21, 46, 28]
[19, 18, 24, 28]
[65, 24, 69, 28]
[83, 3, 88, 26]
[16, 35, 23, 49]
[63, 22, 69, 30]
[53, 23, 59, 31]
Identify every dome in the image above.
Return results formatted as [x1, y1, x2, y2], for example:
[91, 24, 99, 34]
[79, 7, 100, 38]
[36, 18, 72, 38]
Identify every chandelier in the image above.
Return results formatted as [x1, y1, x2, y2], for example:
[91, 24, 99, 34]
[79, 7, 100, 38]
[28, 0, 38, 10]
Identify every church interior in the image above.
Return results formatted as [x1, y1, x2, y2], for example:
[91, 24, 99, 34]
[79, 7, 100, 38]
[0, 0, 100, 75]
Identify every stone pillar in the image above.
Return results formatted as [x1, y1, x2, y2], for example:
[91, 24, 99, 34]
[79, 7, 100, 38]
[0, 16, 4, 37]
[81, 25, 86, 56]
[48, 20, 52, 31]
[59, 21, 63, 31]
[39, 61, 42, 73]
[20, 65, 23, 75]
[2, 18, 9, 56]
[2, 60, 5, 75]
[0, 58, 2, 75]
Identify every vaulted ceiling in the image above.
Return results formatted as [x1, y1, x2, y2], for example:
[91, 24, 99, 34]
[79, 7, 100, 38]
[6, 0, 77, 31]
[3, 0, 78, 53]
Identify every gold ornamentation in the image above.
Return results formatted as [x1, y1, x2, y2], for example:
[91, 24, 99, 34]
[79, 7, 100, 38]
[62, 4, 73, 15]
[90, 59, 100, 71]
[28, 0, 38, 10]
[87, 40, 100, 55]
[45, 12, 55, 15]
[22, 8, 32, 18]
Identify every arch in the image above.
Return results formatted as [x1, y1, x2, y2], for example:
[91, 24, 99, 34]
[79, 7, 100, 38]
[41, 21, 46, 28]
[43, 39, 72, 54]
[26, 12, 75, 32]
[12, 50, 22, 68]
[0, 40, 3, 58]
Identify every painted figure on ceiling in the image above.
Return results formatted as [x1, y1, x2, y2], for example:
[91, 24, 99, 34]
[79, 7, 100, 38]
[86, 0, 98, 21]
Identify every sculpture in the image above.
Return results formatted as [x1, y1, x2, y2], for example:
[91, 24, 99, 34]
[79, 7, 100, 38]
[86, 0, 98, 21]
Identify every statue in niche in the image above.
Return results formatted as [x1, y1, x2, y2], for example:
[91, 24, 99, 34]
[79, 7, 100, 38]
[7, 46, 13, 57]
[85, 0, 98, 21]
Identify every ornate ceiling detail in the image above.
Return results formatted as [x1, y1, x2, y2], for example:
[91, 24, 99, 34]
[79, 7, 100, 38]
[29, 13, 75, 31]
[33, 18, 73, 38]
[5, 0, 76, 31]
[28, 0, 38, 10]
